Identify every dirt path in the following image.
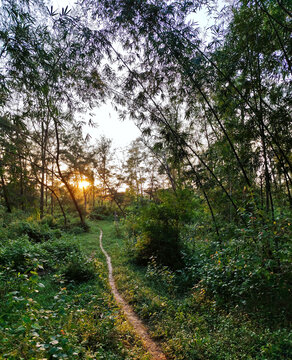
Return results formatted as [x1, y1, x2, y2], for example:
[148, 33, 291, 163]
[99, 229, 167, 360]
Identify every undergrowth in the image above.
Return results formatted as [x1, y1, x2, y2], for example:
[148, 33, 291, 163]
[0, 216, 151, 360]
[100, 220, 292, 360]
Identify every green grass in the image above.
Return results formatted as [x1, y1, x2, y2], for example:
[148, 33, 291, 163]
[0, 220, 151, 360]
[1, 219, 290, 359]
[99, 220, 292, 360]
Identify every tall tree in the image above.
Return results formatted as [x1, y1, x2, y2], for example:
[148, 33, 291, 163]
[0, 0, 107, 222]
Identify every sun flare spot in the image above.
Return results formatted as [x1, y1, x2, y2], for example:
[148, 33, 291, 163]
[78, 180, 90, 189]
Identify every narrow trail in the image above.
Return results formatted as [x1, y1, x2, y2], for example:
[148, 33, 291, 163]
[99, 229, 167, 360]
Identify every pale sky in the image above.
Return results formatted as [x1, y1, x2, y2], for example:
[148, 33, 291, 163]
[50, 0, 141, 150]
[82, 103, 140, 149]
[50, 0, 221, 150]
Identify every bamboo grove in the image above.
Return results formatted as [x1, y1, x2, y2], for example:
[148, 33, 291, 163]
[0, 1, 291, 268]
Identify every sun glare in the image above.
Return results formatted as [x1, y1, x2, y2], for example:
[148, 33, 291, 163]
[79, 180, 90, 189]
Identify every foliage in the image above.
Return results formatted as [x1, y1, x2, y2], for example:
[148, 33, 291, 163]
[0, 219, 150, 359]
[0, 234, 80, 278]
[8, 220, 62, 243]
[67, 221, 91, 234]
[40, 215, 58, 228]
[182, 209, 292, 314]
[101, 220, 292, 360]
[0, 0, 291, 357]
[62, 254, 96, 283]
[39, 237, 80, 271]
[0, 235, 37, 272]
[89, 203, 117, 220]
[124, 189, 198, 268]
[145, 256, 177, 295]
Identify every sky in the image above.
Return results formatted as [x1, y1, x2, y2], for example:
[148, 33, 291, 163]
[50, 0, 141, 150]
[82, 104, 140, 150]
[50, 0, 220, 150]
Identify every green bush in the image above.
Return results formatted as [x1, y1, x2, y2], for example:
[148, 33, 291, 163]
[181, 210, 292, 314]
[145, 256, 177, 294]
[63, 219, 90, 234]
[40, 237, 79, 262]
[0, 225, 8, 243]
[0, 233, 87, 275]
[125, 189, 198, 269]
[62, 254, 96, 283]
[8, 220, 59, 242]
[0, 236, 37, 272]
[38, 237, 81, 272]
[40, 214, 57, 228]
[89, 204, 116, 220]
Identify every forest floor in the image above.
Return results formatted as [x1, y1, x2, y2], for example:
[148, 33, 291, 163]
[0, 219, 152, 360]
[98, 227, 166, 360]
[2, 219, 290, 359]
[74, 221, 155, 360]
[97, 220, 291, 360]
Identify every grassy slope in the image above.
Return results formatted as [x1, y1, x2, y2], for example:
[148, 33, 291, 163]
[0, 221, 150, 360]
[99, 220, 291, 360]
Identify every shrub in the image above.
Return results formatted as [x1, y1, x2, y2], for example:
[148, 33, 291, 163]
[0, 225, 8, 243]
[146, 256, 177, 294]
[125, 189, 198, 269]
[0, 234, 85, 275]
[133, 218, 182, 268]
[0, 236, 37, 272]
[62, 254, 96, 283]
[181, 209, 292, 314]
[89, 204, 116, 220]
[8, 220, 57, 242]
[40, 215, 57, 228]
[39, 237, 80, 266]
[64, 220, 90, 234]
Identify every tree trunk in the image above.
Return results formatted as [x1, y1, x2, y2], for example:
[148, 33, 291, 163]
[18, 154, 25, 211]
[40, 122, 45, 219]
[0, 173, 12, 213]
[54, 119, 86, 227]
